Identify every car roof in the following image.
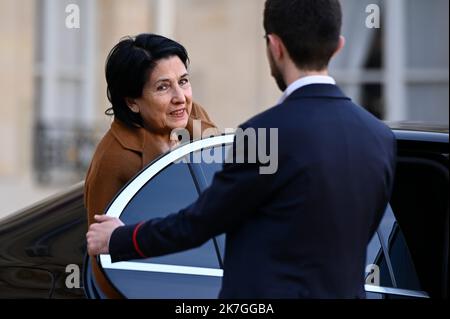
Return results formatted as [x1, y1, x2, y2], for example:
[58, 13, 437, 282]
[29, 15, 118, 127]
[386, 121, 449, 134]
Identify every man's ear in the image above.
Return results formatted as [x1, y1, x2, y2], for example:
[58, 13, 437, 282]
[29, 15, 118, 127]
[267, 34, 284, 60]
[332, 35, 346, 58]
[125, 97, 140, 113]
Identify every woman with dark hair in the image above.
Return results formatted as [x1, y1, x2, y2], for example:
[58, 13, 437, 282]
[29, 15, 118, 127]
[84, 34, 217, 297]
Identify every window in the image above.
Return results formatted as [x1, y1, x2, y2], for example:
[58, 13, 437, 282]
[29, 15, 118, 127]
[365, 206, 426, 298]
[390, 154, 449, 298]
[188, 144, 233, 265]
[98, 135, 234, 298]
[34, 0, 99, 184]
[331, 0, 449, 124]
[120, 161, 220, 269]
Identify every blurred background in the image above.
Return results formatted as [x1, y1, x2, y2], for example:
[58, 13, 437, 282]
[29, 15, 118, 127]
[0, 0, 448, 217]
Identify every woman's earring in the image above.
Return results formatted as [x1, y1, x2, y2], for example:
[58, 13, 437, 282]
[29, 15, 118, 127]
[131, 105, 140, 113]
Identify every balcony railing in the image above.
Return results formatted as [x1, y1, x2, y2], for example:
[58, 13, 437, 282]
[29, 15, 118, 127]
[33, 121, 107, 185]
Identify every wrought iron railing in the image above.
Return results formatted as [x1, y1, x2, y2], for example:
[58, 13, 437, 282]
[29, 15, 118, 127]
[33, 121, 107, 185]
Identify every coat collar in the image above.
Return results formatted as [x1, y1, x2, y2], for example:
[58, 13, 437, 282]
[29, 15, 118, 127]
[284, 84, 351, 102]
[110, 102, 215, 155]
[110, 119, 145, 153]
[110, 119, 166, 165]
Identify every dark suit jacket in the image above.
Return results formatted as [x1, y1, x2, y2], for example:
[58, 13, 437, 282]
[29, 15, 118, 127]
[110, 84, 396, 298]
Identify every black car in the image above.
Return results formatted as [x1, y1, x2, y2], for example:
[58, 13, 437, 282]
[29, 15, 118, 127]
[0, 124, 448, 299]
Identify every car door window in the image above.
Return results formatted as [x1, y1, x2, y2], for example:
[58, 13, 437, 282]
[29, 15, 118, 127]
[188, 144, 233, 263]
[120, 162, 219, 268]
[190, 144, 231, 184]
[365, 217, 394, 299]
[98, 135, 234, 298]
[387, 224, 422, 291]
[365, 206, 427, 298]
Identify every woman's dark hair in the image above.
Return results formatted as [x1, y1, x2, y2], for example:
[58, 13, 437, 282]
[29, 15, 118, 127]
[105, 33, 189, 127]
[264, 0, 342, 71]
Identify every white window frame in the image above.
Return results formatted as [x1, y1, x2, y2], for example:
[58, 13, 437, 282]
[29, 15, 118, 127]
[332, 0, 449, 122]
[35, 0, 97, 125]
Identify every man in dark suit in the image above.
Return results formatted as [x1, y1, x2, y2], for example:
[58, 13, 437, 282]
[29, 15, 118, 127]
[87, 0, 396, 298]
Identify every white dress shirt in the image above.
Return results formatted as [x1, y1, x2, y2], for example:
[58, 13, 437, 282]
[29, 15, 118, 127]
[278, 75, 336, 104]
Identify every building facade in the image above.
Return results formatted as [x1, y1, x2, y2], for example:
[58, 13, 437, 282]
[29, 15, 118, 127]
[0, 0, 448, 215]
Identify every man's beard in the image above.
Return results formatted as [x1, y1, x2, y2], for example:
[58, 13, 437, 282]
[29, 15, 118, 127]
[268, 49, 287, 91]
